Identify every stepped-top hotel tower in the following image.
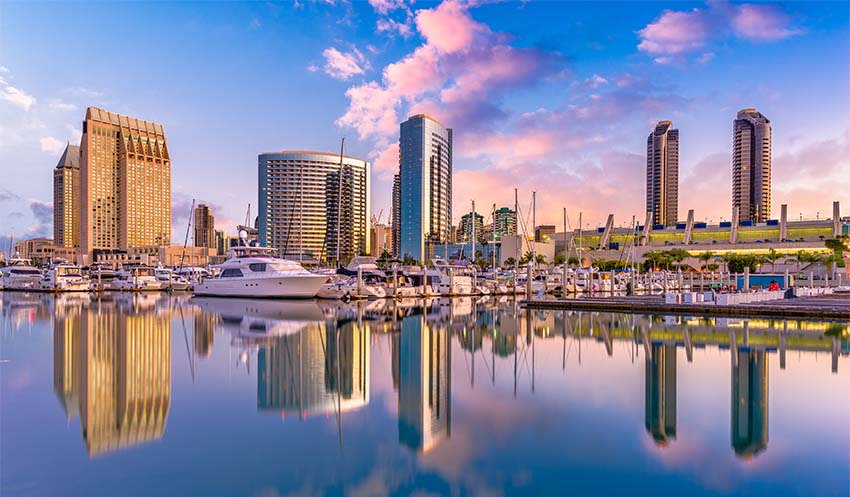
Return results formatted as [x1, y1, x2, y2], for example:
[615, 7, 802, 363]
[79, 107, 171, 262]
[646, 120, 679, 227]
[397, 114, 452, 263]
[732, 108, 772, 223]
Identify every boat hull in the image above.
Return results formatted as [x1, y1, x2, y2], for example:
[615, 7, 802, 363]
[194, 274, 326, 298]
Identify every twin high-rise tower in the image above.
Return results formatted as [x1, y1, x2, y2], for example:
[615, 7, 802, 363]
[646, 120, 679, 227]
[732, 108, 772, 223]
[646, 109, 772, 226]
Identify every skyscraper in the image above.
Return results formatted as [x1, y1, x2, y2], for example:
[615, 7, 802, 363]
[392, 173, 401, 258]
[458, 211, 484, 243]
[733, 108, 772, 223]
[493, 207, 517, 240]
[258, 150, 370, 263]
[398, 114, 452, 263]
[53, 143, 80, 249]
[646, 120, 679, 227]
[80, 107, 171, 263]
[193, 204, 215, 249]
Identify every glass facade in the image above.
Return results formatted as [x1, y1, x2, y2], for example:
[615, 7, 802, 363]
[399, 115, 452, 263]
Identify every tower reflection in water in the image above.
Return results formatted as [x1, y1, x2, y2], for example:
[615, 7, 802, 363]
[53, 295, 171, 457]
[396, 313, 451, 453]
[645, 343, 677, 446]
[256, 318, 370, 418]
[732, 348, 769, 459]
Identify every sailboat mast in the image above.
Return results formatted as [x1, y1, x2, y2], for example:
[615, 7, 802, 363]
[492, 203, 496, 270]
[471, 200, 476, 263]
[180, 199, 195, 269]
[337, 137, 345, 268]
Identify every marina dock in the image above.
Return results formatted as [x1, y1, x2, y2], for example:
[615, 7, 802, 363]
[523, 293, 850, 321]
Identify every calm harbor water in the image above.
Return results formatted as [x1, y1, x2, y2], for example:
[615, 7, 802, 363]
[1, 292, 848, 497]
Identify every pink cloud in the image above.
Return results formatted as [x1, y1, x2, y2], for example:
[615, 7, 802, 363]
[322, 47, 370, 81]
[638, 9, 710, 55]
[637, 3, 803, 63]
[415, 0, 488, 54]
[731, 4, 803, 41]
[368, 0, 409, 16]
[371, 142, 400, 179]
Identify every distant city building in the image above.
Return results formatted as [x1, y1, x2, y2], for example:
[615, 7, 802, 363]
[370, 223, 392, 257]
[733, 108, 772, 223]
[193, 204, 215, 249]
[398, 114, 452, 263]
[53, 144, 80, 249]
[646, 120, 679, 227]
[79, 107, 171, 263]
[493, 207, 517, 240]
[214, 230, 227, 255]
[14, 238, 55, 264]
[534, 225, 556, 242]
[458, 212, 484, 243]
[258, 150, 370, 264]
[392, 173, 401, 258]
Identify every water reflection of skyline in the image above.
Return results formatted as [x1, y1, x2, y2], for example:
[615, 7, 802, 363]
[31, 293, 849, 462]
[52, 295, 171, 457]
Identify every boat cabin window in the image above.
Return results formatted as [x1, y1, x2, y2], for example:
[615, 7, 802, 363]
[248, 263, 267, 272]
[11, 269, 41, 275]
[220, 268, 244, 278]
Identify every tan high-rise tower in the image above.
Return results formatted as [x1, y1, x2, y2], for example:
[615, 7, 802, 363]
[53, 143, 80, 248]
[646, 120, 679, 227]
[80, 107, 171, 262]
[733, 108, 771, 223]
[193, 204, 215, 249]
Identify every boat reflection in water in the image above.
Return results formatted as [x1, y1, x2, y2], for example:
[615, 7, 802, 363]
[52, 293, 171, 457]
[195, 297, 370, 419]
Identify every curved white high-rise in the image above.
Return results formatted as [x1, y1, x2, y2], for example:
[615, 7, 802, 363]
[258, 150, 370, 263]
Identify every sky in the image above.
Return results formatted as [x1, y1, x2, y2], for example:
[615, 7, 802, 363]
[1, 0, 849, 246]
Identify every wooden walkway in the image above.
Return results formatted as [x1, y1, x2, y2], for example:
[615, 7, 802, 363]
[523, 294, 850, 321]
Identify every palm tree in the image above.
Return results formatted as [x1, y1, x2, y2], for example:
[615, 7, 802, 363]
[697, 251, 714, 270]
[535, 254, 547, 265]
[764, 248, 782, 273]
[504, 257, 516, 268]
[825, 236, 849, 268]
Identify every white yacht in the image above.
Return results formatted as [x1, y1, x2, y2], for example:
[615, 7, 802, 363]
[428, 260, 475, 296]
[155, 267, 192, 291]
[42, 264, 90, 292]
[113, 266, 164, 291]
[0, 257, 43, 291]
[193, 246, 325, 298]
[89, 264, 118, 291]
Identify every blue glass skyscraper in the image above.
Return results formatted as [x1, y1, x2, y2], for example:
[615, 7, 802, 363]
[397, 114, 452, 263]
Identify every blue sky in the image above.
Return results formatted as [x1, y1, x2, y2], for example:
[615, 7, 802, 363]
[1, 0, 848, 246]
